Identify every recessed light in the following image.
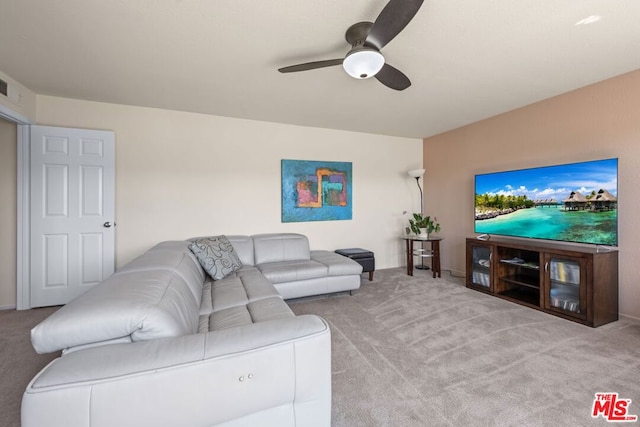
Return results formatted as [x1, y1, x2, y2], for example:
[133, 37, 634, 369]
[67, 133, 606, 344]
[575, 15, 601, 25]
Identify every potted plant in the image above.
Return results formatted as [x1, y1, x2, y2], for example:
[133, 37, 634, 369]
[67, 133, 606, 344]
[408, 213, 441, 237]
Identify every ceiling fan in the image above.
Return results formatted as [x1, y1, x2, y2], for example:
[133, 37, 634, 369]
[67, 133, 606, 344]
[278, 0, 424, 91]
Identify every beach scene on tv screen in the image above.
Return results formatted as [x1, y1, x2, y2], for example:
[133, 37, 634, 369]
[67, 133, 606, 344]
[474, 158, 618, 246]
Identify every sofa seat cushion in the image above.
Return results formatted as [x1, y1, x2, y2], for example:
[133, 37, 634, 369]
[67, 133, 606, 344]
[214, 273, 280, 309]
[257, 260, 327, 284]
[206, 297, 294, 331]
[311, 250, 363, 276]
[199, 267, 281, 314]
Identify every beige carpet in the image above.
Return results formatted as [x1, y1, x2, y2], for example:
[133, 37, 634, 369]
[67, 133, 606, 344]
[0, 306, 60, 427]
[2, 269, 639, 427]
[290, 268, 640, 426]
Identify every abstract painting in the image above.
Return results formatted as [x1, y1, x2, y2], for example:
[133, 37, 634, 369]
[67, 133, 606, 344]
[281, 159, 352, 222]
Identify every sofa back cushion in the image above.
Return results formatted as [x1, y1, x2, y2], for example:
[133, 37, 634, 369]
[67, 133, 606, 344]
[31, 241, 204, 354]
[226, 235, 255, 266]
[252, 233, 311, 265]
[115, 241, 205, 302]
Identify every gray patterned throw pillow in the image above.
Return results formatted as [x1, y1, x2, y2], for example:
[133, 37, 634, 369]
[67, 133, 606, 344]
[188, 235, 242, 280]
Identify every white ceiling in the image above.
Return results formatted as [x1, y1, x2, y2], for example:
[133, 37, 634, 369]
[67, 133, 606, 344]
[1, 0, 639, 139]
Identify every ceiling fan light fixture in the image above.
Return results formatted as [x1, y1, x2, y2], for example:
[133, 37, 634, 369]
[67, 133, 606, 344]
[343, 49, 385, 79]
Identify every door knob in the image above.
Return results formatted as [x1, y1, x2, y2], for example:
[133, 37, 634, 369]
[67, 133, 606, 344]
[103, 222, 113, 228]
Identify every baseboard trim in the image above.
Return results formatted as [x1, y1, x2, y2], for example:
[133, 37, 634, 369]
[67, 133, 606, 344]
[0, 304, 17, 311]
[446, 268, 466, 278]
[620, 313, 640, 322]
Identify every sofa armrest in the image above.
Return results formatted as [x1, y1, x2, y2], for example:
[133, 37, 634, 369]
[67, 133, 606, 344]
[23, 315, 331, 427]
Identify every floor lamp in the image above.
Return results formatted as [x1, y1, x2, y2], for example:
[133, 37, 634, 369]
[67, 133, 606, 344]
[407, 169, 429, 270]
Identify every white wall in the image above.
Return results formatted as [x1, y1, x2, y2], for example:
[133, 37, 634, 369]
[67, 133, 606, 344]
[36, 96, 423, 270]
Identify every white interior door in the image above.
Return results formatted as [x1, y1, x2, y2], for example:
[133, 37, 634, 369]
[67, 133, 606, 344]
[30, 125, 115, 307]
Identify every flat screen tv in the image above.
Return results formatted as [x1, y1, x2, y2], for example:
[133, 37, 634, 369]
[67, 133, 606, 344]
[474, 158, 618, 246]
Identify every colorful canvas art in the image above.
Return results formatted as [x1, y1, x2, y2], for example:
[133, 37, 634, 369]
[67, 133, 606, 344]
[281, 159, 352, 222]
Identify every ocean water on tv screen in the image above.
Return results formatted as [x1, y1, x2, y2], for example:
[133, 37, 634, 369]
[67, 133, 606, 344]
[474, 207, 617, 246]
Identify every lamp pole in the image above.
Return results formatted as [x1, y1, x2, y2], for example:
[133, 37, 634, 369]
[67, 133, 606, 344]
[407, 169, 429, 270]
[414, 176, 423, 216]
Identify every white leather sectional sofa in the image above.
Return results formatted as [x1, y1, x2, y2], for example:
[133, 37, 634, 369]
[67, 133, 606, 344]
[23, 233, 363, 427]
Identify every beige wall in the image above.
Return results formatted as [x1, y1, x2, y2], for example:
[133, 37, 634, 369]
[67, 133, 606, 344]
[0, 118, 17, 308]
[35, 96, 423, 271]
[423, 70, 640, 319]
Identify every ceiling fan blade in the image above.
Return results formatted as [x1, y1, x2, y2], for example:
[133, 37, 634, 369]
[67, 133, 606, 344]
[278, 59, 343, 73]
[366, 0, 424, 50]
[375, 63, 411, 91]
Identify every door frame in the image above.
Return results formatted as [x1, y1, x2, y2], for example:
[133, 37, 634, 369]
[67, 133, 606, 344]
[0, 103, 33, 309]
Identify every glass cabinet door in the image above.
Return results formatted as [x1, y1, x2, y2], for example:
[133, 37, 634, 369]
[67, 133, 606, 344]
[469, 244, 492, 289]
[545, 256, 587, 318]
